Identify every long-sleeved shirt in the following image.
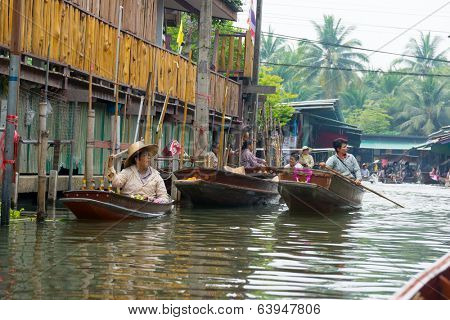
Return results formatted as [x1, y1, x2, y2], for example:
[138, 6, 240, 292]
[108, 165, 170, 202]
[325, 153, 362, 180]
[240, 149, 265, 168]
[299, 154, 314, 168]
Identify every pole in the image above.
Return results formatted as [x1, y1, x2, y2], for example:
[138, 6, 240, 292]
[193, 0, 212, 159]
[155, 88, 173, 146]
[1, 0, 22, 225]
[112, 5, 123, 156]
[85, 66, 94, 186]
[37, 102, 48, 222]
[217, 87, 229, 168]
[179, 53, 192, 168]
[324, 165, 405, 208]
[134, 96, 145, 143]
[250, 0, 263, 154]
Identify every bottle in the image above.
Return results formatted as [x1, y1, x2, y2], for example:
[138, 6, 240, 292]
[90, 179, 95, 190]
[81, 179, 87, 190]
[108, 181, 113, 192]
[99, 179, 105, 191]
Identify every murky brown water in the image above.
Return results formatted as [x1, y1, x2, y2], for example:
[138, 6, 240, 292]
[0, 183, 448, 299]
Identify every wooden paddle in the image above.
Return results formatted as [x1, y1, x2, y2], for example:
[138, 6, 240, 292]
[323, 165, 405, 208]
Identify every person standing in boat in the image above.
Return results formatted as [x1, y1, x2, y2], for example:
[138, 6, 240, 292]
[299, 146, 314, 168]
[107, 141, 170, 203]
[240, 140, 266, 168]
[319, 138, 362, 185]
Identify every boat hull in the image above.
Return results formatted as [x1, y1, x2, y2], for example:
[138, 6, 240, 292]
[174, 168, 279, 207]
[278, 169, 365, 214]
[393, 253, 450, 300]
[62, 191, 173, 220]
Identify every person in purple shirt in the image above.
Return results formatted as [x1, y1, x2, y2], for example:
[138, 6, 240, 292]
[240, 140, 266, 168]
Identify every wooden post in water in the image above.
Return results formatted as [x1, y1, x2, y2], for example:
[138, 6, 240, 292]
[37, 102, 49, 222]
[85, 66, 95, 188]
[217, 87, 229, 169]
[193, 0, 212, 161]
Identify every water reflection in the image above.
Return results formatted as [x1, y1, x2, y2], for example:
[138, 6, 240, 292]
[0, 184, 448, 299]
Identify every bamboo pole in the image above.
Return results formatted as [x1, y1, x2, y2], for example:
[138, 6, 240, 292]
[154, 88, 173, 146]
[85, 63, 94, 186]
[112, 5, 123, 155]
[217, 86, 229, 168]
[323, 165, 405, 208]
[179, 53, 192, 168]
[134, 96, 145, 142]
[37, 102, 48, 222]
[143, 70, 153, 144]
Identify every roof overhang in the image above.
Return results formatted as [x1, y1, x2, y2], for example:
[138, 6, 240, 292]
[164, 0, 239, 21]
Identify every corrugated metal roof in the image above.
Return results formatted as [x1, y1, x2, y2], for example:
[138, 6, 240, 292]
[360, 137, 427, 150]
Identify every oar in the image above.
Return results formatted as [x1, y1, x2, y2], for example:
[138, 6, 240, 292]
[323, 165, 405, 208]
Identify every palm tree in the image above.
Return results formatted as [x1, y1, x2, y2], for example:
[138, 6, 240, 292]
[394, 33, 448, 73]
[260, 26, 286, 62]
[396, 77, 450, 135]
[376, 72, 409, 97]
[340, 81, 370, 110]
[304, 15, 368, 98]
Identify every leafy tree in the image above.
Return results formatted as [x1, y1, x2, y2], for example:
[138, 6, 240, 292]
[395, 77, 450, 135]
[303, 15, 368, 98]
[393, 33, 448, 73]
[340, 81, 370, 110]
[259, 67, 297, 126]
[261, 26, 286, 62]
[346, 100, 393, 134]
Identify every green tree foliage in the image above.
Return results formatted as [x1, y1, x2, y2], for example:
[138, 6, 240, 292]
[303, 15, 368, 98]
[259, 67, 297, 126]
[346, 100, 393, 134]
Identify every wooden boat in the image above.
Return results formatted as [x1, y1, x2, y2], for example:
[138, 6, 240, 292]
[418, 172, 443, 185]
[61, 190, 174, 220]
[278, 169, 365, 214]
[393, 253, 450, 300]
[174, 167, 280, 207]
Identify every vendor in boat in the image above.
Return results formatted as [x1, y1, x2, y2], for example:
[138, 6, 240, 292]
[107, 141, 170, 203]
[361, 163, 370, 179]
[319, 138, 362, 185]
[240, 140, 266, 168]
[285, 153, 303, 169]
[205, 143, 219, 168]
[299, 146, 314, 168]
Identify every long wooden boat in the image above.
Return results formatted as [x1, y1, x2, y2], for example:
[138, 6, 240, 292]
[393, 253, 450, 300]
[418, 172, 443, 185]
[61, 190, 174, 220]
[174, 168, 280, 207]
[278, 169, 365, 214]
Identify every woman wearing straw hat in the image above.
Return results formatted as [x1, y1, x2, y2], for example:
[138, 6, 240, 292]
[299, 146, 314, 168]
[107, 141, 170, 203]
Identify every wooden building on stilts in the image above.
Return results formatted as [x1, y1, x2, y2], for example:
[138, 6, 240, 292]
[0, 0, 256, 197]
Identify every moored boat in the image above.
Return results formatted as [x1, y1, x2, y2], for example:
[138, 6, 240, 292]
[174, 167, 280, 207]
[418, 172, 444, 185]
[393, 253, 450, 300]
[61, 190, 174, 220]
[278, 169, 365, 214]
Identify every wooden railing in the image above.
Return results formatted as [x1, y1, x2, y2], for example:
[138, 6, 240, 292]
[215, 30, 254, 78]
[0, 0, 241, 115]
[209, 72, 240, 117]
[0, 0, 197, 104]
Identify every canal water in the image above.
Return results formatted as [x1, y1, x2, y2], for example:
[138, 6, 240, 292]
[0, 184, 448, 299]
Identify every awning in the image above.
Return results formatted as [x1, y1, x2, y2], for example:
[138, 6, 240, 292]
[360, 137, 427, 150]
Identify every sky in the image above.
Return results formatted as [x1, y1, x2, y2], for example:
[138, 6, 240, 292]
[235, 0, 450, 69]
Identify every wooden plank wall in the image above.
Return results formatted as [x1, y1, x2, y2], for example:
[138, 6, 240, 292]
[217, 30, 254, 79]
[0, 0, 197, 104]
[1, 0, 241, 114]
[209, 72, 239, 117]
